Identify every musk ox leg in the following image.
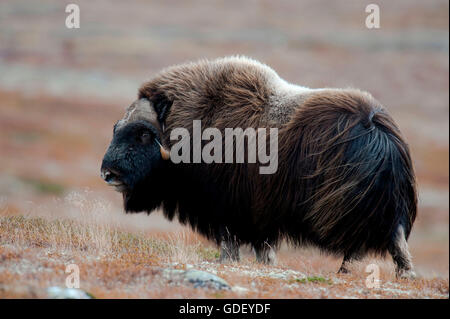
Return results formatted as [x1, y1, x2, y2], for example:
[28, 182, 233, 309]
[219, 240, 240, 262]
[389, 225, 416, 279]
[219, 230, 240, 262]
[337, 255, 353, 274]
[254, 242, 277, 265]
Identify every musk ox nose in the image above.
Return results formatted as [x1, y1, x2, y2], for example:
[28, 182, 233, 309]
[101, 167, 122, 186]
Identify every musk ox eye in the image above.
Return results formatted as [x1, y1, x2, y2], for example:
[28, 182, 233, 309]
[139, 131, 152, 144]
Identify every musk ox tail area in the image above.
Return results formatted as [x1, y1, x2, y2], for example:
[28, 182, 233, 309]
[278, 89, 417, 259]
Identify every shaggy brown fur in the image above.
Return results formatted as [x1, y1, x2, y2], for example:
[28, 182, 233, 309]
[103, 57, 417, 277]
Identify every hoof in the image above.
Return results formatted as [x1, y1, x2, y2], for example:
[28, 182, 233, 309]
[337, 267, 350, 274]
[256, 255, 277, 266]
[219, 256, 239, 264]
[396, 269, 417, 280]
[219, 252, 240, 263]
[255, 248, 277, 265]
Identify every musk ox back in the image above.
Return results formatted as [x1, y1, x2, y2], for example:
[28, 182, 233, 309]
[101, 56, 417, 278]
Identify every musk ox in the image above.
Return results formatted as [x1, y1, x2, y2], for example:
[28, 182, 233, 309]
[101, 56, 417, 278]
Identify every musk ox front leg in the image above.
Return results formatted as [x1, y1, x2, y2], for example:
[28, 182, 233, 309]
[389, 225, 416, 279]
[253, 242, 277, 265]
[219, 229, 240, 262]
[219, 239, 240, 262]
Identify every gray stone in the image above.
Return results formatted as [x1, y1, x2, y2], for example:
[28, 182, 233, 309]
[46, 286, 94, 299]
[163, 268, 230, 290]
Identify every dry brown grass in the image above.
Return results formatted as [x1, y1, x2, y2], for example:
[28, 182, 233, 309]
[0, 201, 447, 299]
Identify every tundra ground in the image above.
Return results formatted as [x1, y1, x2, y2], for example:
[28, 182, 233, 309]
[0, 192, 448, 299]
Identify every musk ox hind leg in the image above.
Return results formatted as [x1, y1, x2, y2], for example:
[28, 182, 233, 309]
[389, 225, 416, 279]
[337, 254, 354, 274]
[254, 242, 277, 265]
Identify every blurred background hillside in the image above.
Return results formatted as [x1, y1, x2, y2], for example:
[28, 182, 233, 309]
[0, 0, 448, 277]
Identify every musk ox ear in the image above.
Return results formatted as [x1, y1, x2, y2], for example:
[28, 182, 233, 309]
[153, 94, 172, 124]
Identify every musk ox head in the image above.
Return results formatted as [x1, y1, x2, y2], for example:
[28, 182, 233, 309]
[101, 98, 170, 212]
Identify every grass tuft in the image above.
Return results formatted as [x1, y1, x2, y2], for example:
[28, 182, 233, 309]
[295, 276, 333, 285]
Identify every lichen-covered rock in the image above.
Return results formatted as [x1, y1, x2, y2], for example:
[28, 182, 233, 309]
[163, 268, 230, 290]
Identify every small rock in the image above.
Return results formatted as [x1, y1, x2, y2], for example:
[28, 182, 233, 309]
[47, 287, 93, 299]
[163, 268, 230, 290]
[232, 286, 249, 294]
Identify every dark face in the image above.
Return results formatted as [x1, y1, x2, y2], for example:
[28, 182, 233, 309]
[101, 120, 166, 212]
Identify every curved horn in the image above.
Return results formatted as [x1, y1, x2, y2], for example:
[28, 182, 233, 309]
[156, 140, 170, 160]
[116, 99, 159, 129]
